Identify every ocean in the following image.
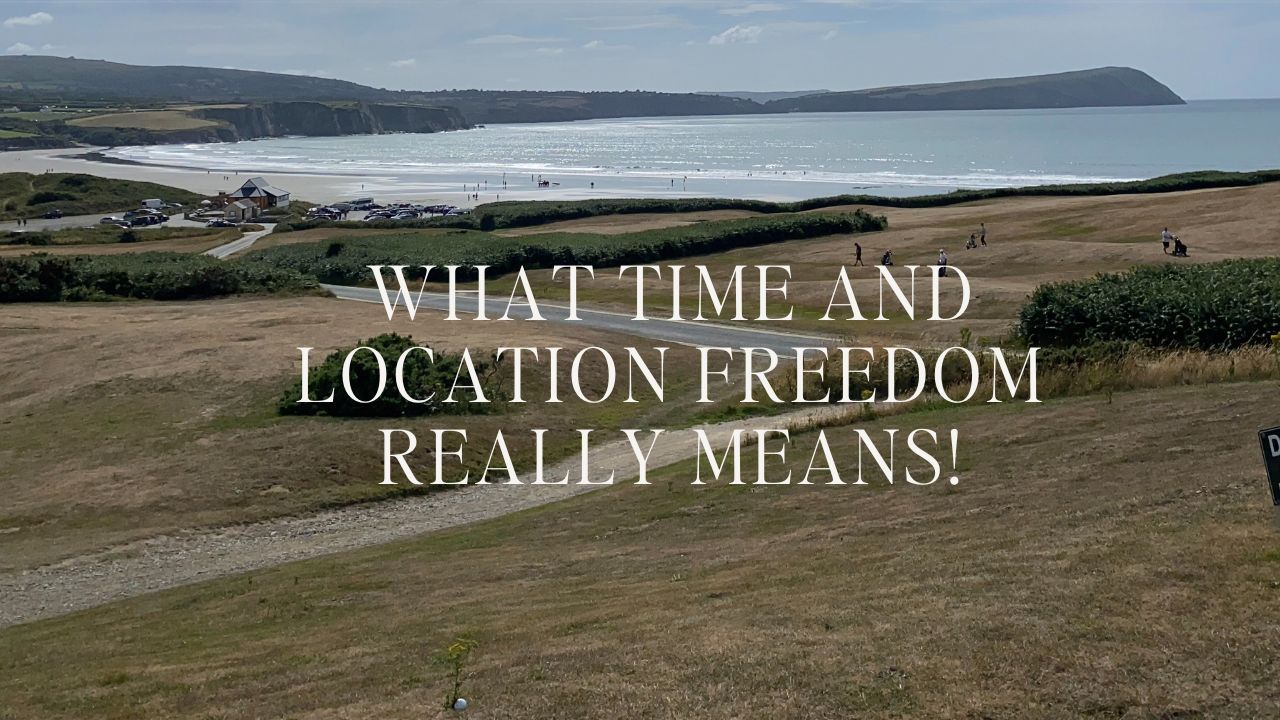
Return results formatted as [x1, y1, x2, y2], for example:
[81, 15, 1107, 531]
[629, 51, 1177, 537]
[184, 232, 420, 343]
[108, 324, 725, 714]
[104, 100, 1280, 202]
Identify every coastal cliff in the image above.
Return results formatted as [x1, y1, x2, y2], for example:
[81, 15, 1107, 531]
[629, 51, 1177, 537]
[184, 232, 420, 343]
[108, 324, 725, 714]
[193, 102, 469, 140]
[41, 101, 470, 147]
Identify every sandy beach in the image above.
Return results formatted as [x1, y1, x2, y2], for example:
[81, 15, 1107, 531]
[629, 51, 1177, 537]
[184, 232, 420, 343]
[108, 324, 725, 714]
[2, 146, 745, 208]
[0, 147, 424, 205]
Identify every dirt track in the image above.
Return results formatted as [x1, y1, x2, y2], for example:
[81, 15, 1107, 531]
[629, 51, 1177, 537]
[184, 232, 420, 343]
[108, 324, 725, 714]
[0, 405, 839, 628]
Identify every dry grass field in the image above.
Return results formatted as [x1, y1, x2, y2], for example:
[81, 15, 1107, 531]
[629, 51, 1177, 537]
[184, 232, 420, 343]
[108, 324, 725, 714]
[1, 381, 1278, 719]
[0, 298, 719, 570]
[1, 183, 1278, 718]
[490, 182, 1280, 343]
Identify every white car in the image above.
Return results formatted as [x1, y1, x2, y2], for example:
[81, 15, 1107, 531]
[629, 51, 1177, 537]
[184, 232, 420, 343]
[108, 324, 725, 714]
[99, 216, 122, 224]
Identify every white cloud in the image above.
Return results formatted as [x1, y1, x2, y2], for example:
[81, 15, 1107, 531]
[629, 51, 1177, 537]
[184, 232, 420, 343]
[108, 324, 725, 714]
[709, 25, 763, 45]
[721, 3, 784, 16]
[3, 11, 53, 29]
[6, 42, 32, 53]
[534, 47, 565, 56]
[389, 58, 416, 68]
[822, 29, 839, 41]
[583, 40, 629, 50]
[468, 34, 562, 45]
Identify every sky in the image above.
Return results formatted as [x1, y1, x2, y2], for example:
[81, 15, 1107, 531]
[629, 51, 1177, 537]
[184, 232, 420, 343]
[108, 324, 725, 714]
[1, 0, 1278, 99]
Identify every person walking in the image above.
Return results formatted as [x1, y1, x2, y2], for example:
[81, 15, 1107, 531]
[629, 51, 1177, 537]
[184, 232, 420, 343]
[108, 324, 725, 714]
[854, 241, 864, 266]
[938, 248, 949, 277]
[1161, 227, 1174, 254]
[979, 222, 988, 246]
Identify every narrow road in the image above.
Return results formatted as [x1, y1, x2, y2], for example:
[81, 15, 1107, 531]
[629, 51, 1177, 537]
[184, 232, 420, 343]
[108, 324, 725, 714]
[0, 406, 846, 628]
[324, 284, 838, 353]
[203, 222, 276, 258]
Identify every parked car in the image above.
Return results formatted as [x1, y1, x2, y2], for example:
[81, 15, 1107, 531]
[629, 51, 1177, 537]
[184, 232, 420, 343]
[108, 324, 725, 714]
[206, 219, 238, 228]
[99, 216, 123, 225]
[43, 209, 62, 219]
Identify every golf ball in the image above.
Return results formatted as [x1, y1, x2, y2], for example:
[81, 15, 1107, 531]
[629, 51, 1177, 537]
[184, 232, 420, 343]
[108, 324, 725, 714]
[453, 698, 468, 711]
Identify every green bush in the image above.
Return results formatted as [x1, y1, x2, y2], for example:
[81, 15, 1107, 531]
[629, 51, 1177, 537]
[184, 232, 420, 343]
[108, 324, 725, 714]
[0, 252, 317, 302]
[28, 191, 76, 205]
[245, 210, 886, 284]
[279, 333, 500, 417]
[1018, 258, 1280, 350]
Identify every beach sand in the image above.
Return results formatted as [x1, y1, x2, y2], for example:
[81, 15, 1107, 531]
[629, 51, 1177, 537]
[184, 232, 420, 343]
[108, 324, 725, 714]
[0, 148, 385, 205]
[1, 147, 705, 207]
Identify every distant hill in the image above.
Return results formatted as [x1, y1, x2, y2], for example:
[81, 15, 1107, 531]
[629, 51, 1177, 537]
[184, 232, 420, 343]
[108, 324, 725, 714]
[765, 67, 1184, 113]
[0, 56, 402, 103]
[0, 57, 1185, 140]
[699, 90, 830, 103]
[0, 56, 762, 123]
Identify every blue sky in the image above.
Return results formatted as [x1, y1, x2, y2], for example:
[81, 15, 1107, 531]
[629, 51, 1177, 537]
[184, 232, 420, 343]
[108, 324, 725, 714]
[2, 1, 1278, 98]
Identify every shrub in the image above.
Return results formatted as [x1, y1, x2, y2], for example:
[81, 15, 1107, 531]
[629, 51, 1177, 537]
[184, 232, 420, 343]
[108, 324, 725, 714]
[0, 252, 317, 302]
[28, 191, 75, 205]
[278, 333, 501, 418]
[1018, 258, 1280, 350]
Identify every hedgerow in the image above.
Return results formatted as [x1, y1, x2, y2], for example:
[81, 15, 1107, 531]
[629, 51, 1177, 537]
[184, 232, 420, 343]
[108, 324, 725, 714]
[0, 252, 317, 302]
[246, 210, 886, 284]
[1017, 258, 1280, 350]
[272, 169, 1280, 234]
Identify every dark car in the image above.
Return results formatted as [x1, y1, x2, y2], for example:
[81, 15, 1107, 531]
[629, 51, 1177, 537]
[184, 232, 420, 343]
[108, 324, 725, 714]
[43, 209, 62, 219]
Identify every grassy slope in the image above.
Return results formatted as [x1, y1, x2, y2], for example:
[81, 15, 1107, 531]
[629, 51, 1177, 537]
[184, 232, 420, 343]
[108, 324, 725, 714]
[465, 180, 1280, 344]
[0, 172, 206, 220]
[2, 381, 1278, 718]
[66, 110, 219, 131]
[0, 299, 728, 568]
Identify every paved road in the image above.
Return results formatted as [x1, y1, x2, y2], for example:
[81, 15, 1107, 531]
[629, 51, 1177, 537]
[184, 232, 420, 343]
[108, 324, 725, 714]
[203, 223, 276, 258]
[324, 284, 838, 353]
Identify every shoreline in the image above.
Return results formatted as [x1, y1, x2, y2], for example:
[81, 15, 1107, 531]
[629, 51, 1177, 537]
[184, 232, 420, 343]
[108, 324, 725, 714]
[2, 147, 392, 205]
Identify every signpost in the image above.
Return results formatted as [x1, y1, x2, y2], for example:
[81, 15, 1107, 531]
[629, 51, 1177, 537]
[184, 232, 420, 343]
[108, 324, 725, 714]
[1260, 426, 1280, 506]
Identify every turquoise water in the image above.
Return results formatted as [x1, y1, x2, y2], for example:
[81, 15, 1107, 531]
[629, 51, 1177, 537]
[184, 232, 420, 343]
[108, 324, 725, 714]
[108, 100, 1280, 200]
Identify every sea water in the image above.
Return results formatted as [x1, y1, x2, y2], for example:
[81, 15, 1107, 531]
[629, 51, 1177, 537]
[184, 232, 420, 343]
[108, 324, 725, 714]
[105, 100, 1280, 201]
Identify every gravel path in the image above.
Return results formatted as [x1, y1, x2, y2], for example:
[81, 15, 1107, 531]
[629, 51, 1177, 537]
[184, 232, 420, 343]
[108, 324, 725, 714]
[0, 407, 842, 628]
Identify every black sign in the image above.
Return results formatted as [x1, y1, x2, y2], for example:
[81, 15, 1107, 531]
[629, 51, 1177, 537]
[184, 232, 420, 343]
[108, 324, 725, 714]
[1261, 426, 1280, 506]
